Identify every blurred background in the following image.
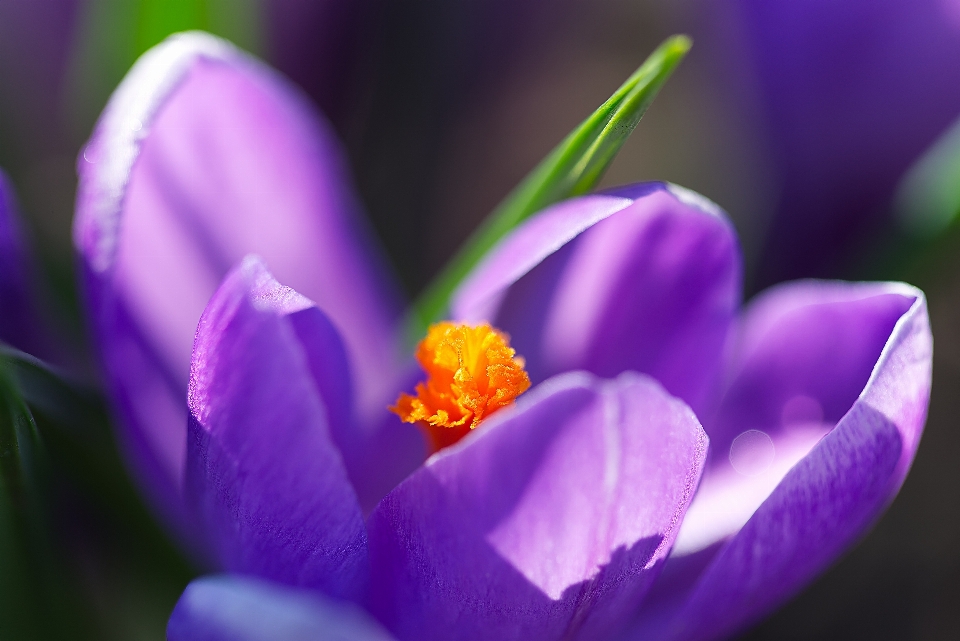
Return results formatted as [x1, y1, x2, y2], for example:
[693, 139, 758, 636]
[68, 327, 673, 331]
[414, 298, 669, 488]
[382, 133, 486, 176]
[1, 0, 959, 638]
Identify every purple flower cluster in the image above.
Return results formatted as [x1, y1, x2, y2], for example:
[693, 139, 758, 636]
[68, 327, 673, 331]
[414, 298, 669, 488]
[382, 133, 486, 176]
[73, 34, 931, 641]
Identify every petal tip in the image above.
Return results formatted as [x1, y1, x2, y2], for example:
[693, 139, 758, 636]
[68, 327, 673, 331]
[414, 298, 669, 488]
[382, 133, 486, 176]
[74, 31, 245, 273]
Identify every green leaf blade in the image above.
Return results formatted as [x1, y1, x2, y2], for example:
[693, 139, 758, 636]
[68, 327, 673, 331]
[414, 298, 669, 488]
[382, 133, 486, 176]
[410, 35, 691, 338]
[895, 115, 960, 238]
[0, 354, 53, 639]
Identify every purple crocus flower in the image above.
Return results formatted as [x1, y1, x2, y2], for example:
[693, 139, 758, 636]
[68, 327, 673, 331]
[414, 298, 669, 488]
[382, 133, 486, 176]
[702, 0, 960, 284]
[75, 33, 931, 640]
[74, 32, 407, 544]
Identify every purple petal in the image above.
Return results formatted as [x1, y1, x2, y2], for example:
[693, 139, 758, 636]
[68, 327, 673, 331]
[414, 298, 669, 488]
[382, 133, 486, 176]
[0, 171, 42, 354]
[368, 371, 707, 641]
[716, 0, 960, 282]
[630, 281, 931, 641]
[167, 574, 395, 641]
[287, 282, 424, 514]
[453, 182, 741, 415]
[347, 392, 427, 515]
[0, 171, 65, 366]
[187, 256, 367, 600]
[73, 32, 403, 539]
[451, 191, 638, 322]
[708, 281, 918, 462]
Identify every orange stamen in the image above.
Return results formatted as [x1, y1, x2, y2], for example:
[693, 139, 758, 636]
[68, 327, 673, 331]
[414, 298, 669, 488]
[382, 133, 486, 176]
[391, 322, 531, 453]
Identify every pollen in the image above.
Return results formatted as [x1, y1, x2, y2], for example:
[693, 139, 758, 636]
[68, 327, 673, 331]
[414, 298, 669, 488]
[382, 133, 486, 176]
[391, 322, 531, 453]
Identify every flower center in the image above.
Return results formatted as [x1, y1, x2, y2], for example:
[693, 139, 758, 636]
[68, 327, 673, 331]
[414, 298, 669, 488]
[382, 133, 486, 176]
[391, 322, 531, 453]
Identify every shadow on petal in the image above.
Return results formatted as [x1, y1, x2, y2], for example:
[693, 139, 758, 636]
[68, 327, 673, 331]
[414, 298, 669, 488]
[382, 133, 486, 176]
[369, 371, 707, 640]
